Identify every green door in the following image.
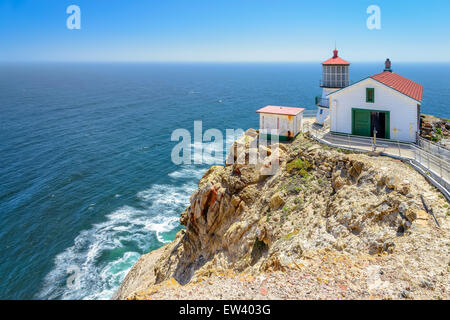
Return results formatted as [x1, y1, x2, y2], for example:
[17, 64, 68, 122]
[352, 109, 371, 137]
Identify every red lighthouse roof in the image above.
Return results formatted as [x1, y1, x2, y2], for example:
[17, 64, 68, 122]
[322, 49, 350, 65]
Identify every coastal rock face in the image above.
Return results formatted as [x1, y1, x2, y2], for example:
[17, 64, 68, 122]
[420, 113, 450, 147]
[152, 131, 288, 285]
[114, 130, 449, 300]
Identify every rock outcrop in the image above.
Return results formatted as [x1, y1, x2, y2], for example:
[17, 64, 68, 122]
[420, 113, 450, 147]
[114, 130, 449, 300]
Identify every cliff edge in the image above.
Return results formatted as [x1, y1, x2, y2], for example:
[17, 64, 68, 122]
[114, 130, 449, 300]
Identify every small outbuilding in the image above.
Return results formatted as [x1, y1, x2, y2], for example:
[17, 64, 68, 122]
[256, 105, 305, 141]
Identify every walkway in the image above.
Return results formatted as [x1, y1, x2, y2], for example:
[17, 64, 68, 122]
[302, 118, 450, 199]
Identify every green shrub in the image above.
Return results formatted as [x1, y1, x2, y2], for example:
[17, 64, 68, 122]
[282, 230, 299, 240]
[431, 135, 440, 142]
[299, 168, 308, 177]
[282, 206, 292, 215]
[287, 158, 311, 177]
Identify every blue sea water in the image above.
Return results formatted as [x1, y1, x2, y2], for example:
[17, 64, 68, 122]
[0, 62, 448, 299]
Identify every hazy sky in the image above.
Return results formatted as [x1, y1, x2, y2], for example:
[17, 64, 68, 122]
[1, 0, 449, 62]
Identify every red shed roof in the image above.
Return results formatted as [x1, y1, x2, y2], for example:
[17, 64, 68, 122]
[322, 49, 350, 65]
[256, 105, 305, 116]
[370, 71, 423, 102]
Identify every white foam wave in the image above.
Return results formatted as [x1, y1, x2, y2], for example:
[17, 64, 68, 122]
[37, 179, 197, 300]
[168, 166, 206, 180]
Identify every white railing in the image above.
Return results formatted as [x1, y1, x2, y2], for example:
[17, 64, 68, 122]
[411, 145, 450, 185]
[303, 122, 450, 197]
[315, 96, 329, 108]
[418, 136, 450, 161]
[303, 109, 317, 118]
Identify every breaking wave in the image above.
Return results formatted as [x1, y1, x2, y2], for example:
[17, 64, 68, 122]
[37, 167, 204, 300]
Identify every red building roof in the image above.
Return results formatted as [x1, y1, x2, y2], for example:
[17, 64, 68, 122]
[322, 49, 350, 65]
[256, 105, 305, 116]
[370, 71, 423, 102]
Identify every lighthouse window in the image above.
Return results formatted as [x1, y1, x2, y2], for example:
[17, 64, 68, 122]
[366, 88, 375, 103]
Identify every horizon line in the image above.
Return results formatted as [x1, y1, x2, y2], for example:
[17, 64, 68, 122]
[1, 60, 450, 64]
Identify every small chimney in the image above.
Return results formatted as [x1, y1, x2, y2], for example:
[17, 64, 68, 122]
[384, 58, 392, 72]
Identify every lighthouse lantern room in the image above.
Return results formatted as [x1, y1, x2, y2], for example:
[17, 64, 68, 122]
[316, 48, 350, 125]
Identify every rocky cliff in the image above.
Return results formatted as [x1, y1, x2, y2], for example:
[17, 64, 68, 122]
[114, 130, 449, 300]
[421, 113, 450, 147]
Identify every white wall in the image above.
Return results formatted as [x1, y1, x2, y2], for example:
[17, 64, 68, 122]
[329, 78, 419, 142]
[315, 88, 335, 125]
[296, 113, 303, 133]
[322, 87, 339, 98]
[316, 107, 329, 125]
[259, 113, 302, 137]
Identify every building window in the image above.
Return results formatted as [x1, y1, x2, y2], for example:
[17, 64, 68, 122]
[366, 88, 375, 103]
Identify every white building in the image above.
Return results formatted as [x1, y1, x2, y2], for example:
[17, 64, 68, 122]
[327, 59, 423, 143]
[256, 105, 305, 141]
[315, 49, 350, 125]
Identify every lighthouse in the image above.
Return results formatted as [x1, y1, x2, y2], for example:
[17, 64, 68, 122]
[315, 48, 350, 125]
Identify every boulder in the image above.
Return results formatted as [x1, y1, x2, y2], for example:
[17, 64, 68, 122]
[350, 161, 364, 178]
[386, 176, 400, 190]
[270, 193, 285, 210]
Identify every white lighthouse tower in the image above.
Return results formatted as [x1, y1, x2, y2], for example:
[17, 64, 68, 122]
[316, 48, 350, 125]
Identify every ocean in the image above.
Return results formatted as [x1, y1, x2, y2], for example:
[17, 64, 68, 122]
[0, 62, 448, 299]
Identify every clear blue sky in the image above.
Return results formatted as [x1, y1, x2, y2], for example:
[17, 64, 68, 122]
[1, 0, 449, 62]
